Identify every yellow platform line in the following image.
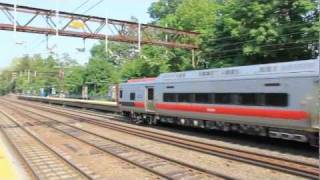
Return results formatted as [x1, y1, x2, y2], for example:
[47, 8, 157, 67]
[0, 140, 18, 180]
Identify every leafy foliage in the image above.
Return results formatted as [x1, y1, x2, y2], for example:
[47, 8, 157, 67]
[203, 0, 319, 66]
[0, 0, 318, 97]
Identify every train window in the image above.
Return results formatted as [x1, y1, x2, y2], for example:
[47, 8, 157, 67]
[265, 93, 288, 107]
[256, 94, 266, 106]
[130, 93, 135, 101]
[239, 93, 257, 105]
[178, 93, 192, 103]
[215, 93, 232, 104]
[162, 92, 288, 107]
[265, 83, 280, 87]
[119, 90, 123, 99]
[195, 93, 210, 103]
[148, 88, 154, 100]
[163, 93, 177, 102]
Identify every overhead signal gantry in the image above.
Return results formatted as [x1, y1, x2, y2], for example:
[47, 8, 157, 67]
[0, 2, 199, 50]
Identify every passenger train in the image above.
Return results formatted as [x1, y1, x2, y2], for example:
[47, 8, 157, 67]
[119, 59, 320, 146]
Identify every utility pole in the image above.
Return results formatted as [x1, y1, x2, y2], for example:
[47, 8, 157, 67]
[192, 49, 196, 68]
[59, 64, 65, 98]
[27, 69, 30, 83]
[105, 13, 109, 56]
[11, 72, 17, 81]
[138, 20, 141, 54]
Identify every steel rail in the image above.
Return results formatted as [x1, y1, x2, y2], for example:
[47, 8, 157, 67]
[7, 98, 320, 179]
[0, 110, 92, 180]
[0, 120, 39, 180]
[1, 100, 235, 180]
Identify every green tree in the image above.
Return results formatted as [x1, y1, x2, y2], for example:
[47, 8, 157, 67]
[85, 57, 120, 96]
[204, 0, 319, 66]
[90, 41, 137, 67]
[121, 46, 170, 80]
[64, 66, 86, 95]
[149, 0, 220, 70]
[148, 0, 182, 21]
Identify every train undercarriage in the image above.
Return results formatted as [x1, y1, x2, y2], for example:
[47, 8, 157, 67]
[123, 111, 319, 147]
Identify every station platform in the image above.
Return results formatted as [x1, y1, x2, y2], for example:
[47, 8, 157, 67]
[0, 132, 27, 180]
[16, 95, 119, 112]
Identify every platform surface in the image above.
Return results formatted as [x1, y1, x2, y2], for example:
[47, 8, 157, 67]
[53, 97, 117, 106]
[0, 133, 27, 180]
[28, 96, 117, 106]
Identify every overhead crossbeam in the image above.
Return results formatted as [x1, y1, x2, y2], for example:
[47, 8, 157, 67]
[0, 2, 199, 49]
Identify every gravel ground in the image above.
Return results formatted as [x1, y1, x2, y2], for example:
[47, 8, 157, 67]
[46, 105, 317, 165]
[6, 101, 317, 180]
[75, 122, 313, 180]
[2, 105, 160, 180]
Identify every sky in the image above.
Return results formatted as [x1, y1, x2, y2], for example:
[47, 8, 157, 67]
[0, 0, 158, 69]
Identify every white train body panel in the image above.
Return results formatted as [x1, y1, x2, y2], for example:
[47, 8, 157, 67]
[119, 59, 319, 143]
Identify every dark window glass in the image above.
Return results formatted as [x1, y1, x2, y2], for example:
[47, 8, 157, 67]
[162, 92, 288, 107]
[119, 90, 123, 98]
[148, 88, 154, 100]
[265, 93, 288, 107]
[215, 93, 232, 104]
[256, 94, 265, 106]
[195, 93, 210, 103]
[239, 93, 257, 105]
[130, 93, 135, 101]
[163, 93, 177, 102]
[178, 93, 192, 103]
[264, 83, 280, 87]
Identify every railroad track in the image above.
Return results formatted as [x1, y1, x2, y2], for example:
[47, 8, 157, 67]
[1, 100, 233, 180]
[0, 110, 91, 180]
[3, 98, 320, 179]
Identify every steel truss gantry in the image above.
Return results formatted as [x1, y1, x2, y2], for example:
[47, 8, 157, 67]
[0, 2, 199, 50]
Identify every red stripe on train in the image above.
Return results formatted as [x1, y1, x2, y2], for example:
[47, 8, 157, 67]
[134, 102, 145, 108]
[155, 103, 309, 121]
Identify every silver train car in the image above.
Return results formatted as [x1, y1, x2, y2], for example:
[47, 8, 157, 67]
[119, 59, 320, 146]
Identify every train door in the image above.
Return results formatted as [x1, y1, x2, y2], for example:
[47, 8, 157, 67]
[145, 87, 155, 112]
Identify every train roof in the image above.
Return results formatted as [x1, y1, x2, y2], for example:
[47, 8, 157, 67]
[156, 59, 320, 83]
[120, 59, 319, 85]
[121, 77, 156, 86]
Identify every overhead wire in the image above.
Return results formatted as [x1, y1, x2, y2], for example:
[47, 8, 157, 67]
[82, 0, 104, 14]
[206, 38, 319, 56]
[205, 44, 319, 61]
[71, 0, 91, 12]
[206, 41, 319, 60]
[210, 31, 316, 49]
[26, 0, 317, 62]
[209, 21, 317, 43]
